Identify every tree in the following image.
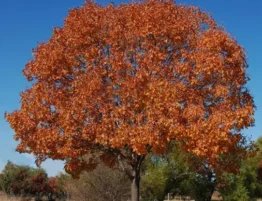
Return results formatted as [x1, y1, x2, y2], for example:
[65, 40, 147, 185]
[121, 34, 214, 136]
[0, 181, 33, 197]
[220, 137, 262, 201]
[0, 161, 32, 195]
[30, 171, 49, 200]
[220, 177, 250, 201]
[140, 140, 249, 201]
[0, 161, 60, 200]
[9, 168, 31, 196]
[141, 144, 192, 201]
[5, 1, 254, 200]
[64, 164, 130, 201]
[0, 161, 18, 194]
[187, 164, 216, 201]
[55, 173, 70, 198]
[181, 136, 254, 201]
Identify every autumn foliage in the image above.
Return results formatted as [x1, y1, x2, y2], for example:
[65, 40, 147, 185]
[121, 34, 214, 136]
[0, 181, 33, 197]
[0, 162, 65, 199]
[5, 0, 254, 198]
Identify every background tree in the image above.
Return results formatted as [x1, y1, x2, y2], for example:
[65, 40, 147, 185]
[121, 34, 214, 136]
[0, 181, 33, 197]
[140, 139, 250, 201]
[47, 177, 59, 201]
[220, 137, 262, 201]
[0, 161, 63, 200]
[185, 164, 216, 201]
[5, 0, 254, 200]
[55, 173, 70, 199]
[30, 171, 49, 200]
[179, 136, 254, 201]
[141, 144, 191, 201]
[64, 164, 130, 201]
[0, 161, 32, 195]
[9, 167, 31, 196]
[0, 161, 17, 194]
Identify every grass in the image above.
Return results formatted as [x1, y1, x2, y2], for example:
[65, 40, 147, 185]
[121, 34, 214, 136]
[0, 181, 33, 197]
[0, 193, 49, 201]
[0, 193, 36, 201]
[0, 193, 30, 201]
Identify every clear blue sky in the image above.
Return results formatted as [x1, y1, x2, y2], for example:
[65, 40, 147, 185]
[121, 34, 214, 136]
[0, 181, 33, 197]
[0, 0, 261, 176]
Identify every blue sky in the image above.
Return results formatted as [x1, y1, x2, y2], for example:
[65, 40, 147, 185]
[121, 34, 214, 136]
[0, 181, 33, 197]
[0, 0, 261, 176]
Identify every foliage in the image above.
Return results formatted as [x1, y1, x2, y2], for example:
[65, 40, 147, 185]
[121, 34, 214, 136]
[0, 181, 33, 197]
[140, 140, 253, 201]
[30, 171, 49, 196]
[5, 0, 254, 200]
[54, 173, 70, 196]
[219, 137, 262, 200]
[9, 168, 31, 195]
[0, 161, 32, 195]
[141, 151, 216, 201]
[0, 161, 66, 200]
[220, 173, 251, 201]
[141, 145, 191, 201]
[187, 169, 216, 201]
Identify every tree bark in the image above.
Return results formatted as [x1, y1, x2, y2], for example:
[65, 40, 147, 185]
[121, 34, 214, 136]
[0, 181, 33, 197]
[130, 154, 144, 201]
[131, 172, 140, 201]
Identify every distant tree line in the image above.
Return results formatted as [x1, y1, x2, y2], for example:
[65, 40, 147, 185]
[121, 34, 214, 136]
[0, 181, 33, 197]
[140, 138, 262, 201]
[0, 161, 68, 200]
[1, 138, 262, 201]
[63, 137, 262, 201]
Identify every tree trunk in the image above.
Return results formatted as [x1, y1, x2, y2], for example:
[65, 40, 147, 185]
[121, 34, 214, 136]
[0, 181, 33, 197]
[131, 172, 140, 201]
[130, 154, 144, 201]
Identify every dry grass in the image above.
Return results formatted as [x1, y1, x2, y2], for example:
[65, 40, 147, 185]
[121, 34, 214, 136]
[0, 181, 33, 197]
[0, 192, 52, 201]
[0, 193, 32, 201]
[0, 193, 261, 201]
[0, 193, 69, 201]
